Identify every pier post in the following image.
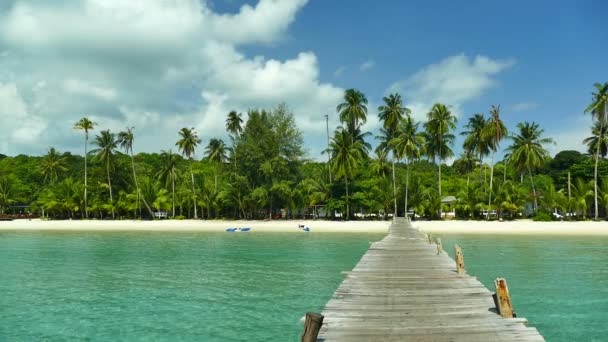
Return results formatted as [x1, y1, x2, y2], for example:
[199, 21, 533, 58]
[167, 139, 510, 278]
[301, 312, 324, 342]
[454, 244, 465, 274]
[435, 238, 443, 254]
[426, 233, 432, 244]
[494, 278, 515, 318]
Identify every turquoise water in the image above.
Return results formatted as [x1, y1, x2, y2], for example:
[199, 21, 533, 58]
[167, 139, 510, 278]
[0, 231, 382, 341]
[439, 234, 608, 342]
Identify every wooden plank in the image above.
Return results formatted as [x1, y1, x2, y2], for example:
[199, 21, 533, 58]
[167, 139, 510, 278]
[314, 218, 544, 341]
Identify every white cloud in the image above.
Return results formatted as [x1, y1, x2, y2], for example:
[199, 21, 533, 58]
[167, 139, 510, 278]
[388, 54, 515, 120]
[359, 60, 375, 71]
[0, 0, 344, 158]
[511, 102, 539, 112]
[333, 66, 346, 77]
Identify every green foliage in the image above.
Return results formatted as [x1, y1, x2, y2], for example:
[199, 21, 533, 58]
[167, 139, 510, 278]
[532, 211, 552, 221]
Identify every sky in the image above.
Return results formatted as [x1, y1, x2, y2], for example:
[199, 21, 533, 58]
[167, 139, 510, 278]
[0, 0, 606, 161]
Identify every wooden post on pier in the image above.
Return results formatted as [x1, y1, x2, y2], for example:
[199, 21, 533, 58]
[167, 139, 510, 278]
[301, 312, 324, 342]
[494, 278, 515, 318]
[435, 238, 443, 254]
[454, 244, 465, 274]
[426, 233, 432, 244]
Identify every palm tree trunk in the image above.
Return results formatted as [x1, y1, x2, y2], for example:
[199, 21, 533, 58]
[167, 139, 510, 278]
[172, 172, 176, 218]
[130, 152, 154, 219]
[189, 159, 198, 219]
[594, 135, 601, 220]
[391, 153, 397, 219]
[107, 163, 114, 219]
[528, 167, 538, 212]
[404, 160, 409, 217]
[488, 151, 495, 219]
[438, 160, 442, 219]
[84, 134, 88, 218]
[345, 177, 349, 220]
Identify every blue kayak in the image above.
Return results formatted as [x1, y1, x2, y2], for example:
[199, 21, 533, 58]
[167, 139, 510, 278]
[226, 227, 251, 232]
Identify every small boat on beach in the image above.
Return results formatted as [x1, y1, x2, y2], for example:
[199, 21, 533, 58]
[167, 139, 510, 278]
[226, 227, 251, 232]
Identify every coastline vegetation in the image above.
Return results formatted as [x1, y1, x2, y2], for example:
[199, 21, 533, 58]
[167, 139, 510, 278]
[0, 83, 606, 221]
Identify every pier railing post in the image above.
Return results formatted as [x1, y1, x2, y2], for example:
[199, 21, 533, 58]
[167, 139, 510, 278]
[454, 244, 465, 274]
[426, 233, 432, 244]
[301, 312, 324, 342]
[435, 238, 443, 254]
[494, 278, 515, 318]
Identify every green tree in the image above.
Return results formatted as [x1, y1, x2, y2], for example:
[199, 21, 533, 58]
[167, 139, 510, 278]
[483, 105, 508, 214]
[393, 116, 425, 216]
[424, 103, 456, 218]
[91, 130, 118, 219]
[505, 122, 554, 212]
[73, 117, 96, 218]
[176, 127, 202, 219]
[156, 150, 180, 218]
[377, 93, 408, 218]
[205, 138, 227, 194]
[40, 147, 68, 184]
[461, 113, 490, 186]
[327, 127, 364, 219]
[337, 89, 368, 137]
[226, 110, 243, 173]
[584, 82, 608, 219]
[117, 127, 154, 219]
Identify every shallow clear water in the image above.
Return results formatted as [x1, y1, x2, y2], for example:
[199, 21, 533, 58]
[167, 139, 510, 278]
[0, 231, 382, 341]
[439, 234, 608, 342]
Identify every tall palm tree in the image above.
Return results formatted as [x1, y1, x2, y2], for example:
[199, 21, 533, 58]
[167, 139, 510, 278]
[40, 147, 68, 184]
[176, 127, 201, 219]
[91, 130, 118, 219]
[483, 105, 508, 215]
[157, 150, 179, 218]
[584, 82, 608, 219]
[377, 93, 408, 218]
[225, 111, 243, 173]
[327, 127, 364, 219]
[337, 89, 368, 137]
[461, 113, 490, 186]
[204, 138, 228, 194]
[392, 116, 426, 217]
[584, 121, 608, 159]
[424, 103, 456, 218]
[117, 127, 154, 219]
[73, 117, 96, 218]
[505, 122, 554, 212]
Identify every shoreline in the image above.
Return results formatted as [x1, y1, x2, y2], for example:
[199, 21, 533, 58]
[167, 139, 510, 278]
[1, 219, 608, 236]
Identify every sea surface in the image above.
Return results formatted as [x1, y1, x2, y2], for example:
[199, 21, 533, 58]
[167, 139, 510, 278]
[1, 230, 606, 341]
[439, 234, 608, 342]
[0, 231, 382, 341]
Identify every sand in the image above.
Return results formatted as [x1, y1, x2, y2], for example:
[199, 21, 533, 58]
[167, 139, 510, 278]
[1, 219, 608, 236]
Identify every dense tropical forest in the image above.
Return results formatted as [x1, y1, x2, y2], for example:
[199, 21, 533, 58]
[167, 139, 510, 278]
[1, 83, 607, 221]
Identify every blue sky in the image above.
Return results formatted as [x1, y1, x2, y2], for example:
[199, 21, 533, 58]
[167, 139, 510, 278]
[0, 0, 606, 160]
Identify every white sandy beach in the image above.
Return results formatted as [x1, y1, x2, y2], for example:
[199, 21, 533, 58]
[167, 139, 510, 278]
[1, 218, 608, 235]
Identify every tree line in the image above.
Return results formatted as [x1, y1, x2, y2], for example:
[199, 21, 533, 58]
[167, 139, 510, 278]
[0, 83, 606, 221]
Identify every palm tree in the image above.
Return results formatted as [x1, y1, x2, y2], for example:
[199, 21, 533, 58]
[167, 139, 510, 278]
[505, 122, 554, 212]
[337, 89, 368, 137]
[73, 117, 96, 218]
[392, 116, 426, 217]
[483, 105, 508, 215]
[584, 82, 608, 219]
[40, 147, 68, 184]
[117, 127, 154, 219]
[461, 113, 490, 186]
[204, 138, 228, 194]
[176, 127, 201, 219]
[327, 127, 364, 219]
[584, 121, 608, 158]
[91, 130, 118, 219]
[157, 150, 179, 218]
[424, 103, 456, 218]
[226, 111, 243, 173]
[377, 93, 408, 218]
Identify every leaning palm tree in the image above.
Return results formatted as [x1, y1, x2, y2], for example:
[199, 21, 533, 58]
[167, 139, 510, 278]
[483, 105, 508, 215]
[337, 89, 368, 137]
[424, 103, 456, 218]
[157, 150, 179, 218]
[461, 113, 490, 186]
[91, 130, 118, 219]
[117, 127, 154, 219]
[73, 117, 96, 218]
[204, 138, 228, 194]
[377, 93, 408, 218]
[584, 82, 608, 219]
[505, 122, 554, 212]
[40, 147, 68, 184]
[176, 127, 202, 219]
[225, 111, 243, 173]
[584, 121, 608, 159]
[392, 116, 426, 217]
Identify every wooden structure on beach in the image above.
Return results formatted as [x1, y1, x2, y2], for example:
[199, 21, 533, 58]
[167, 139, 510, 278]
[304, 218, 544, 341]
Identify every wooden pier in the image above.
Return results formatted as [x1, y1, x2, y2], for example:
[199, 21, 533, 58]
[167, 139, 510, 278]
[308, 218, 545, 341]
